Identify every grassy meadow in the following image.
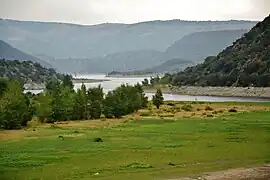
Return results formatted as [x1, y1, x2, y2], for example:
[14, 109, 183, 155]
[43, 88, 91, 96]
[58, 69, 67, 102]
[1, 101, 270, 180]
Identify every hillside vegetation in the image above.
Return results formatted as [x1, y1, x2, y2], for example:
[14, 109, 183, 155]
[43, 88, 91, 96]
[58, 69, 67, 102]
[167, 14, 270, 87]
[0, 59, 60, 84]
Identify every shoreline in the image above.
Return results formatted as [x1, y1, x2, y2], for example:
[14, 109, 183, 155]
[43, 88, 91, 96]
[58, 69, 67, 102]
[72, 78, 110, 84]
[143, 86, 270, 98]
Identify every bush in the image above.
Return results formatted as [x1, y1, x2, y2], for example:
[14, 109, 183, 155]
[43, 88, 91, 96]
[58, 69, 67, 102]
[125, 163, 153, 169]
[159, 113, 175, 118]
[167, 102, 176, 107]
[205, 105, 214, 111]
[140, 112, 152, 117]
[93, 137, 103, 142]
[228, 108, 238, 113]
[181, 104, 193, 112]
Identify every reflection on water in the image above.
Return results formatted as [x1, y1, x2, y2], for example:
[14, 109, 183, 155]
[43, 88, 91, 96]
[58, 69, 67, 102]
[25, 74, 270, 102]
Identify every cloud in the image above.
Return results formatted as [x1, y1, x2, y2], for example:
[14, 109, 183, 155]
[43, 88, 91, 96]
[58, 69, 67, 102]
[0, 0, 269, 24]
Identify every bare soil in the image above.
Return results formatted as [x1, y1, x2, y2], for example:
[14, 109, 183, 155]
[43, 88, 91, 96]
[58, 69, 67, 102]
[173, 164, 270, 180]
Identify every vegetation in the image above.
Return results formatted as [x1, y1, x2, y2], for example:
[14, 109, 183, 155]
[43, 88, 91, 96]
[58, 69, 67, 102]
[0, 76, 148, 129]
[0, 59, 62, 84]
[165, 14, 270, 87]
[1, 110, 270, 180]
[152, 89, 164, 109]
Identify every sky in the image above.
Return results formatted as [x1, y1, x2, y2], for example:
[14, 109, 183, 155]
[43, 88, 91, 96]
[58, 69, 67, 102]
[0, 0, 270, 25]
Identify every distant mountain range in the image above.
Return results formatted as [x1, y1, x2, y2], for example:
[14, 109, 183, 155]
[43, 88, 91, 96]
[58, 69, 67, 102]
[0, 19, 257, 73]
[0, 40, 52, 68]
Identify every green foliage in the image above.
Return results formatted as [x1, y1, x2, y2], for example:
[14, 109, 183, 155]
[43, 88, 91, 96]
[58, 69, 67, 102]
[0, 75, 148, 128]
[0, 80, 32, 129]
[35, 93, 54, 123]
[152, 89, 164, 109]
[62, 74, 74, 89]
[0, 59, 61, 84]
[0, 78, 8, 98]
[142, 78, 149, 86]
[103, 84, 148, 118]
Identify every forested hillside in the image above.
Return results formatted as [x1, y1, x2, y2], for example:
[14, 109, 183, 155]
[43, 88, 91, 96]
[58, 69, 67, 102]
[0, 59, 61, 84]
[167, 14, 270, 87]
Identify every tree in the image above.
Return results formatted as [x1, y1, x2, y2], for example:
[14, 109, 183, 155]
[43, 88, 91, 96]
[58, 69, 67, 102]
[87, 85, 104, 119]
[142, 78, 149, 86]
[51, 87, 75, 121]
[152, 89, 164, 109]
[45, 78, 61, 94]
[0, 80, 32, 129]
[62, 74, 74, 90]
[0, 78, 8, 98]
[73, 84, 87, 120]
[35, 93, 54, 123]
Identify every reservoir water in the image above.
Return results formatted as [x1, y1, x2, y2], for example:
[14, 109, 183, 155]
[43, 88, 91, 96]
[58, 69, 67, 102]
[27, 74, 270, 102]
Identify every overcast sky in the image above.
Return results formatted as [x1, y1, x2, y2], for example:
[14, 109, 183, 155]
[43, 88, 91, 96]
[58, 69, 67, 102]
[0, 0, 269, 25]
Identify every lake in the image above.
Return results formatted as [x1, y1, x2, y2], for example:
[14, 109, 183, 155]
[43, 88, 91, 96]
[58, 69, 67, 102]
[27, 74, 269, 102]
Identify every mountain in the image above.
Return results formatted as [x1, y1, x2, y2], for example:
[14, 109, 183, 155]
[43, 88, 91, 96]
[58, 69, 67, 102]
[55, 29, 250, 73]
[0, 19, 257, 73]
[0, 19, 256, 59]
[135, 58, 195, 73]
[165, 29, 248, 62]
[0, 40, 52, 68]
[168, 14, 270, 87]
[0, 59, 61, 85]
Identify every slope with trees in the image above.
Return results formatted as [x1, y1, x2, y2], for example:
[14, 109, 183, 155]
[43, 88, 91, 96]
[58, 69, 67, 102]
[167, 14, 270, 87]
[0, 59, 61, 85]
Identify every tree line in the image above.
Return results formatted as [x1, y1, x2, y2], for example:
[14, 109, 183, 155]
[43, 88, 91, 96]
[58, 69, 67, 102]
[0, 75, 164, 130]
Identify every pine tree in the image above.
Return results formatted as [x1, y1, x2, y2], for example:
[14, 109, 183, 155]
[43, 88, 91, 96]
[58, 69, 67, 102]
[152, 88, 164, 109]
[0, 80, 32, 129]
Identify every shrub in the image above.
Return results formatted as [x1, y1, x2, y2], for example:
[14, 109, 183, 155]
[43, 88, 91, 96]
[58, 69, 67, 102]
[205, 105, 214, 111]
[93, 137, 103, 142]
[125, 163, 153, 169]
[140, 112, 152, 117]
[228, 108, 238, 113]
[196, 108, 201, 111]
[167, 102, 176, 107]
[159, 113, 175, 118]
[207, 114, 214, 117]
[181, 104, 193, 112]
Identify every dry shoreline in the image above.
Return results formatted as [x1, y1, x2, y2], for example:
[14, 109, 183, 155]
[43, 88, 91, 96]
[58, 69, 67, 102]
[144, 86, 270, 98]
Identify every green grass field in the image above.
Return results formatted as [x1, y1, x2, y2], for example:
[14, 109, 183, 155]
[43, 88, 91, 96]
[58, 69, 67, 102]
[1, 103, 270, 180]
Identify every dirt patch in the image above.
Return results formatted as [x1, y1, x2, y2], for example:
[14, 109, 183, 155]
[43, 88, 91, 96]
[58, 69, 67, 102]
[172, 164, 270, 180]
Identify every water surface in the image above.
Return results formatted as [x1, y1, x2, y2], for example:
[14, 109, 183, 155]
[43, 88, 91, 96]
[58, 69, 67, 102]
[26, 74, 270, 102]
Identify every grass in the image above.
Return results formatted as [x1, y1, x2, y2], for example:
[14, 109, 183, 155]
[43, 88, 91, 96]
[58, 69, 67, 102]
[0, 102, 270, 180]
